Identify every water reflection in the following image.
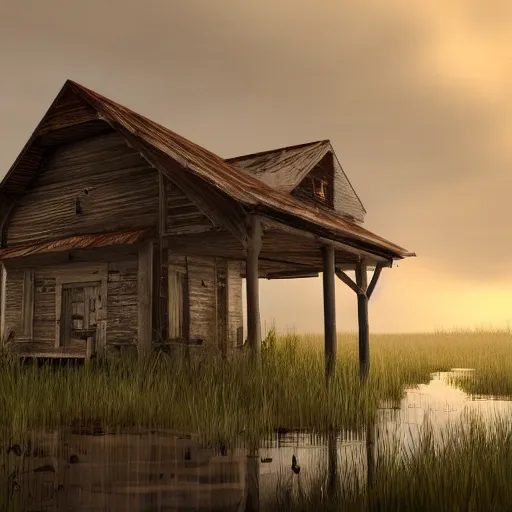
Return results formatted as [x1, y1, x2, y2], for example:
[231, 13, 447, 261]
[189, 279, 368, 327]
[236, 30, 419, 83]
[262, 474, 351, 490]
[2, 369, 510, 511]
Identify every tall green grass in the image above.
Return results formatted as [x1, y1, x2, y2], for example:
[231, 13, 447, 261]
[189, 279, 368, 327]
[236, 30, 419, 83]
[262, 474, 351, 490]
[0, 329, 510, 442]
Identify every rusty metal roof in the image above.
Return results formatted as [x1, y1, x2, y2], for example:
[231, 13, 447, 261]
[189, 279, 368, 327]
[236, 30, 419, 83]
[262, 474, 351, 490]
[227, 141, 330, 191]
[0, 229, 151, 260]
[0, 80, 415, 260]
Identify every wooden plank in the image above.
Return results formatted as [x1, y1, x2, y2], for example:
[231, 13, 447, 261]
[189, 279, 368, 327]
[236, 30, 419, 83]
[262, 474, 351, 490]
[216, 259, 228, 355]
[367, 264, 383, 300]
[85, 336, 95, 366]
[0, 263, 6, 343]
[266, 270, 319, 279]
[226, 261, 243, 348]
[152, 241, 162, 340]
[158, 171, 167, 237]
[54, 283, 63, 348]
[355, 260, 370, 380]
[322, 245, 336, 379]
[138, 240, 154, 358]
[334, 270, 363, 295]
[21, 271, 35, 339]
[246, 216, 262, 359]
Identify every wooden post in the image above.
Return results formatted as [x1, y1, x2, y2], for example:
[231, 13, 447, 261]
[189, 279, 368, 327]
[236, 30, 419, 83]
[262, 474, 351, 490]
[355, 260, 370, 380]
[85, 336, 95, 367]
[138, 240, 154, 359]
[0, 263, 6, 344]
[322, 245, 337, 379]
[246, 216, 262, 360]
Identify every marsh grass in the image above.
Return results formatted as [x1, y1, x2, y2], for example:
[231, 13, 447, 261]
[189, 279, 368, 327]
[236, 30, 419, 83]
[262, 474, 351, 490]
[269, 414, 512, 512]
[0, 329, 510, 443]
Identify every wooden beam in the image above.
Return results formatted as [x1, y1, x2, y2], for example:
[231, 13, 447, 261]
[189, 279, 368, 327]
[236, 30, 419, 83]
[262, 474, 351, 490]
[158, 171, 167, 237]
[246, 216, 262, 360]
[322, 245, 336, 379]
[152, 241, 163, 341]
[355, 260, 369, 380]
[138, 240, 154, 359]
[266, 270, 319, 280]
[0, 263, 6, 343]
[335, 270, 363, 295]
[367, 263, 383, 300]
[261, 217, 393, 266]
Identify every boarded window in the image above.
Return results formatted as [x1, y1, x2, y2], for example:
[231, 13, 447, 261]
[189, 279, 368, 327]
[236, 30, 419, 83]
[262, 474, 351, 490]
[20, 271, 34, 339]
[168, 267, 187, 339]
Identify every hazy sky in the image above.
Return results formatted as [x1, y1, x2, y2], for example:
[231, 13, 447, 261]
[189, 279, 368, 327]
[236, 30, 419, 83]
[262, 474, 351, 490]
[1, 0, 511, 333]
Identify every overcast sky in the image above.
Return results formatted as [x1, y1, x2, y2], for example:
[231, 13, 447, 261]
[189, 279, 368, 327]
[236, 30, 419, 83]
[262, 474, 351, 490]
[1, 0, 511, 333]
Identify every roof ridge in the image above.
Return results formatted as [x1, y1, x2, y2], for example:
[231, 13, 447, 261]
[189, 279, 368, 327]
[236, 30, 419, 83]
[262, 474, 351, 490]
[226, 139, 331, 162]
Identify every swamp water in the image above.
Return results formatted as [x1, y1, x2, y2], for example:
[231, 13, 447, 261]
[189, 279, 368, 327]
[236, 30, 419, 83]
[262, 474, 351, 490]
[2, 369, 511, 511]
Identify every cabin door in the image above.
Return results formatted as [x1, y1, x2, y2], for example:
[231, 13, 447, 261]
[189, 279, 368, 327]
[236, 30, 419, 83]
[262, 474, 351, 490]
[216, 260, 228, 355]
[60, 281, 101, 347]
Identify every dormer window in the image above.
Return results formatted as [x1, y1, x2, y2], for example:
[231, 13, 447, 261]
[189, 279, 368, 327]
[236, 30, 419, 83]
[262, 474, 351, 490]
[312, 178, 327, 201]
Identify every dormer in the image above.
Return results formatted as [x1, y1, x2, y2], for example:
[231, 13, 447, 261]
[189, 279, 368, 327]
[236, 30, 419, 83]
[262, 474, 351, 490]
[227, 140, 366, 224]
[291, 151, 334, 209]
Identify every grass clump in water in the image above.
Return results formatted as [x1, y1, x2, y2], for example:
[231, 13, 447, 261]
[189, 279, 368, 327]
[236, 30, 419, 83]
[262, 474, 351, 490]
[268, 414, 512, 512]
[0, 327, 511, 443]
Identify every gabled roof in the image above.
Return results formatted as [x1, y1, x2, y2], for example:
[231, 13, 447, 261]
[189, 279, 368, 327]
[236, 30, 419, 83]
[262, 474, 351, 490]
[227, 140, 330, 191]
[0, 80, 415, 260]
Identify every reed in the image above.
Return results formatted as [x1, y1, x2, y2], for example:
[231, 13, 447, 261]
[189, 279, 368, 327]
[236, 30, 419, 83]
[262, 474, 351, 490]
[0, 328, 510, 443]
[267, 414, 512, 512]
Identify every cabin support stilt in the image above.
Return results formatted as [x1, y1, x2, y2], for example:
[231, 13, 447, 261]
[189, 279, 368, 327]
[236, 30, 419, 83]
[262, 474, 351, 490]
[336, 262, 385, 381]
[138, 240, 154, 359]
[355, 260, 370, 380]
[322, 245, 337, 379]
[246, 216, 262, 360]
[0, 263, 6, 344]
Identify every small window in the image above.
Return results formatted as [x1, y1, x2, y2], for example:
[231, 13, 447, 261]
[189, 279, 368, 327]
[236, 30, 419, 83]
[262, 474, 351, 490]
[312, 178, 328, 201]
[168, 268, 187, 339]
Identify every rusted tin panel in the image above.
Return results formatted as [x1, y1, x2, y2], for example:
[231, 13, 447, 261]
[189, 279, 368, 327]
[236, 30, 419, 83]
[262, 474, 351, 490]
[0, 229, 151, 260]
[228, 140, 330, 191]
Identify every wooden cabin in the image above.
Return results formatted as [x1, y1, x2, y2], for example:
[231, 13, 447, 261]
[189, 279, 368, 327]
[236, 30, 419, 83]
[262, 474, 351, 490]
[0, 80, 414, 371]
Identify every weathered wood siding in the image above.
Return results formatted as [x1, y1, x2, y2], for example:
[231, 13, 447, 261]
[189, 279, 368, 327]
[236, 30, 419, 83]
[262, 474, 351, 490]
[332, 154, 366, 223]
[227, 261, 243, 347]
[166, 253, 240, 349]
[33, 274, 56, 342]
[107, 257, 138, 346]
[187, 256, 216, 343]
[7, 132, 159, 246]
[4, 268, 23, 337]
[292, 151, 365, 223]
[2, 247, 139, 350]
[165, 181, 214, 235]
